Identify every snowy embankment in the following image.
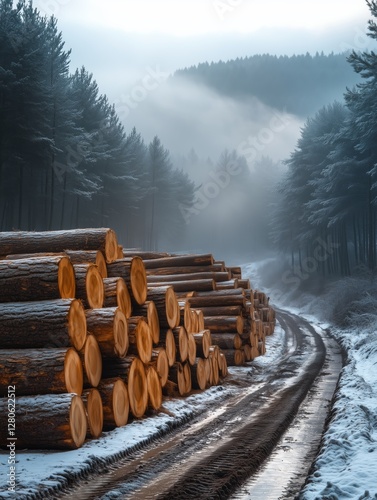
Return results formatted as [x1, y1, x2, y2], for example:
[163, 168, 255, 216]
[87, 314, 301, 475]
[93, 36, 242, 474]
[242, 261, 377, 499]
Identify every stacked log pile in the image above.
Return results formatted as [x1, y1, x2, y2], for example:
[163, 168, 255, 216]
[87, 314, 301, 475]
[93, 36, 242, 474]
[0, 228, 275, 451]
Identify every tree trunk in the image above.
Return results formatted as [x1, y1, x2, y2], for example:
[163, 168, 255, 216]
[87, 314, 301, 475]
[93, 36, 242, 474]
[192, 330, 212, 358]
[203, 315, 244, 334]
[222, 349, 245, 366]
[64, 250, 108, 279]
[146, 264, 225, 275]
[103, 277, 132, 319]
[218, 352, 228, 377]
[0, 228, 118, 263]
[146, 366, 162, 410]
[187, 333, 197, 365]
[86, 308, 128, 358]
[97, 378, 129, 429]
[0, 347, 83, 397]
[209, 333, 243, 350]
[82, 388, 103, 439]
[147, 271, 230, 283]
[0, 394, 87, 450]
[0, 299, 87, 350]
[183, 362, 192, 394]
[167, 362, 186, 396]
[132, 301, 160, 344]
[78, 335, 102, 388]
[147, 279, 215, 293]
[143, 253, 214, 269]
[187, 294, 246, 308]
[106, 257, 147, 305]
[127, 316, 153, 364]
[158, 329, 176, 367]
[73, 263, 104, 309]
[194, 305, 243, 317]
[122, 250, 170, 259]
[190, 358, 207, 390]
[0, 256, 75, 302]
[146, 348, 169, 387]
[146, 286, 180, 329]
[173, 326, 188, 363]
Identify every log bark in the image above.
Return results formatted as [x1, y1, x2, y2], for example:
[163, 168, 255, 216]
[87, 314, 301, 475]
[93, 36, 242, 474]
[196, 305, 243, 317]
[64, 250, 108, 279]
[227, 266, 242, 278]
[143, 253, 214, 269]
[146, 264, 225, 275]
[133, 301, 160, 344]
[168, 362, 186, 396]
[0, 299, 87, 350]
[0, 228, 118, 263]
[192, 330, 212, 358]
[215, 280, 237, 290]
[203, 315, 244, 335]
[78, 335, 102, 388]
[86, 307, 128, 358]
[146, 366, 162, 410]
[190, 358, 207, 390]
[127, 316, 153, 364]
[0, 347, 83, 397]
[209, 333, 243, 350]
[0, 394, 87, 449]
[82, 388, 103, 439]
[147, 271, 230, 283]
[187, 294, 246, 308]
[147, 286, 179, 329]
[103, 277, 132, 319]
[0, 256, 75, 302]
[123, 250, 170, 259]
[73, 263, 104, 309]
[97, 378, 129, 429]
[173, 326, 188, 363]
[106, 257, 147, 305]
[147, 278, 215, 293]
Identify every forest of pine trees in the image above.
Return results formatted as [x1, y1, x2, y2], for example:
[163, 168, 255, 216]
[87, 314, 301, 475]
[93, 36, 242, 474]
[272, 0, 377, 279]
[0, 0, 195, 248]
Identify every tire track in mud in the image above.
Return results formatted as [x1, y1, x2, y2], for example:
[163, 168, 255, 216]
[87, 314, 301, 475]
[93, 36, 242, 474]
[52, 311, 327, 500]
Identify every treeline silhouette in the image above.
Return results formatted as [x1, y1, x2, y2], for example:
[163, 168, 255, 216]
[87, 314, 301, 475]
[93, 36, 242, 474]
[175, 52, 359, 117]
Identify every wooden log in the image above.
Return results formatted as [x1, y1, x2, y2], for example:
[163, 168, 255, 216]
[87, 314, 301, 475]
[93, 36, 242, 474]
[146, 366, 162, 410]
[97, 378, 129, 429]
[147, 278, 216, 293]
[216, 279, 237, 290]
[192, 330, 211, 358]
[222, 349, 245, 366]
[195, 288, 245, 297]
[107, 257, 147, 305]
[243, 344, 252, 362]
[123, 250, 171, 259]
[209, 333, 243, 350]
[190, 358, 207, 390]
[196, 305, 243, 317]
[180, 301, 192, 333]
[158, 329, 176, 367]
[64, 250, 108, 279]
[0, 228, 118, 262]
[127, 357, 148, 418]
[132, 301, 160, 344]
[203, 315, 244, 335]
[204, 357, 211, 384]
[147, 264, 225, 275]
[190, 309, 199, 334]
[227, 266, 242, 278]
[78, 335, 102, 388]
[103, 277, 132, 318]
[173, 326, 188, 363]
[195, 309, 205, 332]
[208, 352, 220, 386]
[73, 263, 104, 309]
[0, 299, 87, 350]
[147, 271, 230, 283]
[117, 245, 124, 259]
[168, 362, 186, 396]
[183, 362, 192, 394]
[82, 388, 103, 439]
[0, 347, 83, 397]
[147, 348, 169, 387]
[187, 333, 197, 366]
[147, 286, 180, 329]
[143, 253, 214, 269]
[237, 279, 251, 289]
[127, 316, 153, 364]
[187, 294, 246, 308]
[86, 307, 128, 358]
[0, 256, 75, 302]
[218, 352, 228, 377]
[0, 394, 87, 449]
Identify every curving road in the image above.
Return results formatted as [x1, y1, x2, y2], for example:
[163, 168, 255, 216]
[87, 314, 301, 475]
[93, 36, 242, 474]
[55, 310, 342, 500]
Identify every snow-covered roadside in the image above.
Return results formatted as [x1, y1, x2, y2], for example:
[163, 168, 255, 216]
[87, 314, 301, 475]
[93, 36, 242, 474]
[242, 261, 377, 499]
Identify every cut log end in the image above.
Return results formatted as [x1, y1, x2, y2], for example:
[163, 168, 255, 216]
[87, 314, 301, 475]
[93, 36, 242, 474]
[64, 348, 84, 396]
[166, 287, 180, 328]
[113, 379, 129, 427]
[84, 335, 102, 387]
[130, 256, 147, 305]
[164, 329, 176, 367]
[86, 265, 104, 309]
[117, 278, 132, 318]
[69, 395, 88, 448]
[146, 366, 162, 410]
[104, 229, 119, 263]
[68, 299, 87, 351]
[114, 309, 129, 358]
[128, 358, 148, 418]
[58, 256, 76, 298]
[147, 301, 160, 344]
[84, 389, 103, 438]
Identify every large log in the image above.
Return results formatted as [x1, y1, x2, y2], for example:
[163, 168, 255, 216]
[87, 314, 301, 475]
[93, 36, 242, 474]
[0, 299, 87, 350]
[0, 256, 75, 302]
[146, 264, 225, 275]
[0, 394, 87, 449]
[222, 349, 245, 366]
[143, 253, 214, 269]
[123, 250, 170, 259]
[64, 250, 108, 279]
[196, 305, 243, 317]
[74, 263, 104, 309]
[103, 277, 132, 318]
[127, 316, 153, 364]
[187, 333, 197, 366]
[167, 362, 186, 396]
[173, 326, 188, 363]
[0, 347, 83, 397]
[192, 330, 212, 358]
[190, 358, 207, 390]
[86, 307, 128, 358]
[78, 335, 102, 388]
[147, 278, 216, 293]
[147, 286, 180, 329]
[147, 348, 169, 387]
[183, 362, 192, 394]
[158, 329, 176, 367]
[0, 228, 118, 262]
[106, 257, 147, 305]
[203, 315, 244, 335]
[132, 301, 160, 344]
[187, 294, 246, 308]
[147, 271, 230, 283]
[209, 333, 243, 350]
[97, 378, 129, 429]
[146, 366, 162, 410]
[82, 388, 103, 439]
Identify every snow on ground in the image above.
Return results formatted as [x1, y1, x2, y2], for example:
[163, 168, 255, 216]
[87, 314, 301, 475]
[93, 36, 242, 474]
[242, 260, 377, 499]
[0, 321, 287, 499]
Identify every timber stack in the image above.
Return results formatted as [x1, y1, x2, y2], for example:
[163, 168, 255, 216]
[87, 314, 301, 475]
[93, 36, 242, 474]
[0, 228, 275, 451]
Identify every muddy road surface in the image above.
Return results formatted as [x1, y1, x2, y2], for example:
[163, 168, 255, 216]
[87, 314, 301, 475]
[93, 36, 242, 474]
[54, 310, 342, 500]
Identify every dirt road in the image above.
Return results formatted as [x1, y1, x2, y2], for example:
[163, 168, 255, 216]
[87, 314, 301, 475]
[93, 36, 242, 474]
[52, 310, 342, 500]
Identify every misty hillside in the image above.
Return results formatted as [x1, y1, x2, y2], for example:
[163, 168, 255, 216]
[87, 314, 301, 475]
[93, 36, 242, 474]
[174, 52, 359, 117]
